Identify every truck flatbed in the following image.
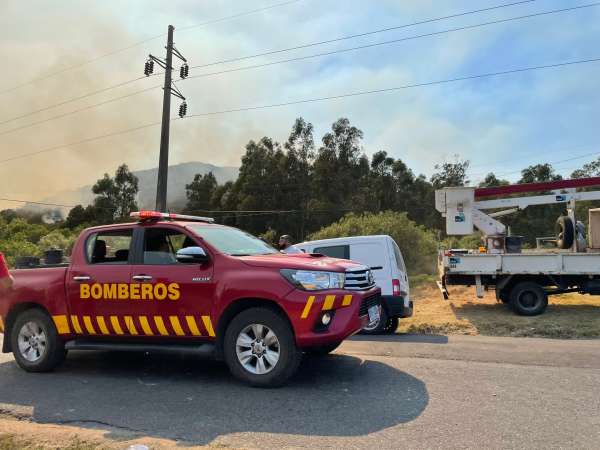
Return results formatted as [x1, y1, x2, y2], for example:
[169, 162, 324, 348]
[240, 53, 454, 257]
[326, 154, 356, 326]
[441, 251, 600, 276]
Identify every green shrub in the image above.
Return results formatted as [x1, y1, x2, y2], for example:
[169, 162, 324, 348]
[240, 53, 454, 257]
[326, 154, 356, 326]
[309, 211, 438, 274]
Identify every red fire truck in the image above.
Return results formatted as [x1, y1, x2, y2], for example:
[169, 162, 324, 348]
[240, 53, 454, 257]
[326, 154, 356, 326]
[0, 211, 381, 387]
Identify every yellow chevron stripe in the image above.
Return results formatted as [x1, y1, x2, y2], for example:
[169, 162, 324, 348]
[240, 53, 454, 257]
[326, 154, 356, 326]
[70, 316, 83, 334]
[202, 316, 215, 337]
[52, 315, 70, 334]
[0, 316, 4, 333]
[124, 316, 138, 335]
[342, 294, 353, 306]
[185, 316, 202, 336]
[169, 316, 185, 336]
[139, 316, 154, 336]
[301, 296, 315, 319]
[154, 316, 169, 336]
[110, 316, 124, 335]
[96, 316, 110, 335]
[83, 316, 96, 335]
[322, 295, 336, 311]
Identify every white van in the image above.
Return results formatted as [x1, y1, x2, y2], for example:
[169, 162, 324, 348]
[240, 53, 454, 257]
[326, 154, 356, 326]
[295, 235, 412, 334]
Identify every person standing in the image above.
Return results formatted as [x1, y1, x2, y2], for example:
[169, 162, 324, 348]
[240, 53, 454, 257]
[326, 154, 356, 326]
[0, 252, 13, 292]
[278, 235, 302, 254]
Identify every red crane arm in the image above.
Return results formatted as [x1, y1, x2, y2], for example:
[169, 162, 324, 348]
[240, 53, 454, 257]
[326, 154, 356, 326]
[474, 177, 600, 199]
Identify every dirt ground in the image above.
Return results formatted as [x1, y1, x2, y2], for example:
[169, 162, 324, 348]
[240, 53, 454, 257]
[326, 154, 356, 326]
[0, 414, 234, 450]
[400, 279, 600, 338]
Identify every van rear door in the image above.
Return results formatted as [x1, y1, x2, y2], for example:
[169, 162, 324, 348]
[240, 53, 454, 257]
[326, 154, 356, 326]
[348, 241, 391, 295]
[390, 239, 409, 297]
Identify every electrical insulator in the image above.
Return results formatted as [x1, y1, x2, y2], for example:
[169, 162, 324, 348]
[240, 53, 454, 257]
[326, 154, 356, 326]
[179, 102, 187, 118]
[144, 59, 154, 76]
[180, 63, 189, 79]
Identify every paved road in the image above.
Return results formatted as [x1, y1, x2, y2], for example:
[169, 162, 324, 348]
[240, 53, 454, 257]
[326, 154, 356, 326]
[0, 334, 599, 449]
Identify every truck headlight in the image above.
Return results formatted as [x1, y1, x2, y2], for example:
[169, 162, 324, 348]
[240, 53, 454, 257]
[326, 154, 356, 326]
[280, 269, 345, 291]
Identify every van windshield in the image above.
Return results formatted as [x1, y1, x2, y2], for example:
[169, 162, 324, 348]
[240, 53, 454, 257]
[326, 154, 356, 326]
[188, 225, 278, 256]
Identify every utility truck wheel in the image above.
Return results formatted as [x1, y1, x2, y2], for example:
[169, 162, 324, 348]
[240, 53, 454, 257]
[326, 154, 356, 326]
[11, 309, 66, 372]
[556, 216, 575, 249]
[509, 282, 548, 316]
[359, 306, 388, 335]
[305, 342, 342, 356]
[224, 308, 301, 388]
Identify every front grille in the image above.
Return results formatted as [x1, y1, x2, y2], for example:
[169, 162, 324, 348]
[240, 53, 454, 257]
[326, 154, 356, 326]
[344, 267, 376, 290]
[359, 295, 381, 316]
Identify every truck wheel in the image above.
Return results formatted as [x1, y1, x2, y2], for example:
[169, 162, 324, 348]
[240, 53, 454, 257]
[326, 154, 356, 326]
[305, 342, 342, 356]
[509, 282, 548, 316]
[11, 309, 66, 372]
[359, 306, 388, 335]
[224, 308, 301, 388]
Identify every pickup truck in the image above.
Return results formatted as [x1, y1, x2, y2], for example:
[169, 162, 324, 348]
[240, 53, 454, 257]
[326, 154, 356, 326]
[0, 211, 381, 387]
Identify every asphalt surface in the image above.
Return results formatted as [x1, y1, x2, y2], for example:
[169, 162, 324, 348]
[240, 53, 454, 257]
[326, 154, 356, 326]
[0, 334, 599, 449]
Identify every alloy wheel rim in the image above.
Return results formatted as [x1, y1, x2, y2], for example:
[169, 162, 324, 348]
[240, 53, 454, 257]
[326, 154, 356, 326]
[18, 321, 47, 362]
[236, 323, 280, 375]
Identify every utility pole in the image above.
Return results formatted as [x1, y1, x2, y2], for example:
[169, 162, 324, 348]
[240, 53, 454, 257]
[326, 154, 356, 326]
[144, 25, 189, 212]
[156, 25, 174, 212]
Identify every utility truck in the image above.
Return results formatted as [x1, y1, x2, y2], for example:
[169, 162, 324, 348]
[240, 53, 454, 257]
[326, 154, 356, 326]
[0, 211, 381, 387]
[436, 177, 600, 315]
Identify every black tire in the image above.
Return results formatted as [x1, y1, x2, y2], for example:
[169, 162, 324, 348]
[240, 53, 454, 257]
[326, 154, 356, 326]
[223, 307, 301, 388]
[509, 282, 548, 316]
[359, 306, 388, 335]
[556, 216, 575, 249]
[304, 342, 342, 356]
[11, 309, 66, 372]
[383, 317, 399, 334]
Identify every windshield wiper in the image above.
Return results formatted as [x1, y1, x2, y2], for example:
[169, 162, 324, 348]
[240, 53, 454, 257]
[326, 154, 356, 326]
[230, 253, 251, 256]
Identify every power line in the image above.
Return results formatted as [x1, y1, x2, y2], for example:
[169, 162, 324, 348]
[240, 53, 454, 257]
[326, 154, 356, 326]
[2, 56, 600, 166]
[185, 2, 600, 82]
[0, 85, 160, 137]
[0, 75, 159, 127]
[182, 57, 600, 119]
[472, 151, 600, 177]
[0, 0, 535, 129]
[0, 0, 304, 97]
[0, 121, 161, 164]
[177, 0, 303, 32]
[188, 0, 536, 70]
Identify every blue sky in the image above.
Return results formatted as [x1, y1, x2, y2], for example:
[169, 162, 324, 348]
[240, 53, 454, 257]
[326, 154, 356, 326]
[0, 0, 599, 207]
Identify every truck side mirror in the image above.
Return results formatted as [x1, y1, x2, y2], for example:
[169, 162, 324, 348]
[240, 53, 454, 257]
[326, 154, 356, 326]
[176, 246, 210, 264]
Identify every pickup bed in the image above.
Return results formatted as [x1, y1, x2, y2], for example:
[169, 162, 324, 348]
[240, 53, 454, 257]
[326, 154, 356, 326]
[0, 212, 381, 387]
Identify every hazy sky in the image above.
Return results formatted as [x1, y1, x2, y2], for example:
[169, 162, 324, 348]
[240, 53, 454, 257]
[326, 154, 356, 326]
[1, 0, 599, 209]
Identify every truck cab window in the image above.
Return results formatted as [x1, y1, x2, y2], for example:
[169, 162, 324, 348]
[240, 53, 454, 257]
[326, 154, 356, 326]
[143, 228, 197, 265]
[86, 230, 133, 264]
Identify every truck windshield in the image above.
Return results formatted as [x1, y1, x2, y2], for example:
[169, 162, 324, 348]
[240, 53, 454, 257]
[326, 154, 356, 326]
[188, 225, 278, 256]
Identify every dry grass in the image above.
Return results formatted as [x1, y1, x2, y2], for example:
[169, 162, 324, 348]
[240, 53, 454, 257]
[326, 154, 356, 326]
[400, 279, 600, 338]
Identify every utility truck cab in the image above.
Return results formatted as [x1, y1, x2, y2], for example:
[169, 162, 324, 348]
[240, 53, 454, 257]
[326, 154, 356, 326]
[296, 235, 412, 334]
[0, 211, 381, 387]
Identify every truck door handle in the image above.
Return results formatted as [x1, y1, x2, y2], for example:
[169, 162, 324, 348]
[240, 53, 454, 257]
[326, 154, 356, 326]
[72, 275, 91, 282]
[132, 275, 153, 281]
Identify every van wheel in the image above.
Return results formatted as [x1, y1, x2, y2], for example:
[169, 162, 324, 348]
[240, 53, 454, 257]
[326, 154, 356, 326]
[359, 306, 388, 335]
[224, 308, 301, 388]
[383, 317, 399, 334]
[11, 309, 66, 372]
[509, 282, 548, 316]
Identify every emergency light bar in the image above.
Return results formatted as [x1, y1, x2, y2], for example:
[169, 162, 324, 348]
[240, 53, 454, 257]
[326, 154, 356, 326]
[130, 210, 214, 223]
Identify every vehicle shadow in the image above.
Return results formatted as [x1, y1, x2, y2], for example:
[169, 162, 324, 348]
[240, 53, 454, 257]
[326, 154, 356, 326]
[450, 301, 600, 338]
[351, 334, 449, 344]
[0, 350, 429, 445]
